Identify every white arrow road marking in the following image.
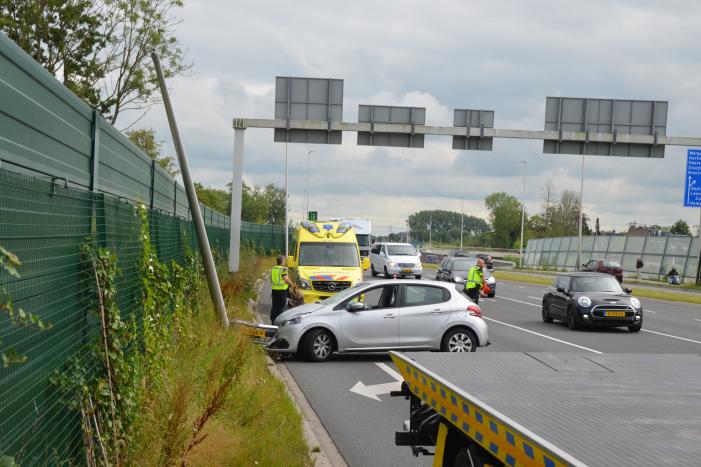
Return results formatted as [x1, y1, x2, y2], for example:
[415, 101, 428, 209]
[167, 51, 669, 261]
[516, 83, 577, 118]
[349, 381, 402, 401]
[349, 362, 404, 401]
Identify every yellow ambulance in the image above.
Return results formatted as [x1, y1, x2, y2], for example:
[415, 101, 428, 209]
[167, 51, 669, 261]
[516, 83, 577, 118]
[287, 220, 370, 304]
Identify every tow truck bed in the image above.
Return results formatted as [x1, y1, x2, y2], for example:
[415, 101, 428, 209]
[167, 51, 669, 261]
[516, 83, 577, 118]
[391, 352, 701, 466]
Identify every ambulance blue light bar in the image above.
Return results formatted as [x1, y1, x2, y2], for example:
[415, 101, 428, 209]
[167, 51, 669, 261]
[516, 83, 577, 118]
[301, 221, 320, 233]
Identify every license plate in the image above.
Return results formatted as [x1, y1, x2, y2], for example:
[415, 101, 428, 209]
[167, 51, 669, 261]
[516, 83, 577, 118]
[402, 268, 412, 273]
[604, 311, 626, 317]
[243, 326, 267, 338]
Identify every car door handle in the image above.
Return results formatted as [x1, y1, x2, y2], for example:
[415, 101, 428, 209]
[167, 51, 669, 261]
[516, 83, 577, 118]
[383, 313, 397, 319]
[430, 309, 443, 314]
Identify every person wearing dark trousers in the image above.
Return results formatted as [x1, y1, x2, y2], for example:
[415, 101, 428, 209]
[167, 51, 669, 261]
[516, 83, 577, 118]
[270, 255, 294, 324]
[465, 258, 485, 304]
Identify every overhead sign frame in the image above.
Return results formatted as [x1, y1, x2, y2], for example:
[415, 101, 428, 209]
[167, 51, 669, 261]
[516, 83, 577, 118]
[543, 97, 668, 158]
[452, 108, 494, 151]
[357, 105, 426, 148]
[274, 76, 343, 144]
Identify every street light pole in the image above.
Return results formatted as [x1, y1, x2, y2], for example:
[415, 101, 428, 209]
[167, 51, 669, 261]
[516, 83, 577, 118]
[284, 142, 289, 258]
[519, 161, 527, 268]
[305, 150, 315, 219]
[460, 197, 464, 252]
[429, 212, 432, 251]
[576, 155, 585, 271]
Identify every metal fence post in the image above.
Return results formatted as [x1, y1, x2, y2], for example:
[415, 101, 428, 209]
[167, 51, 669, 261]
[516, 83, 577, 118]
[149, 160, 156, 210]
[90, 109, 100, 192]
[173, 180, 178, 215]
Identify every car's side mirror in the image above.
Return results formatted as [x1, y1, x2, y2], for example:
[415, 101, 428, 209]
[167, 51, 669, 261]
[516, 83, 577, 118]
[287, 256, 297, 268]
[346, 301, 366, 312]
[624, 287, 632, 294]
[361, 257, 371, 270]
[556, 286, 565, 293]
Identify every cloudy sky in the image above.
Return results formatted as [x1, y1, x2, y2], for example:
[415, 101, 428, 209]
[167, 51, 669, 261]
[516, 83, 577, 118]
[136, 0, 701, 236]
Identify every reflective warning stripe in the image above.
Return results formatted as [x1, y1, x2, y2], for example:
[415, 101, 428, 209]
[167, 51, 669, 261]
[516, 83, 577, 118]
[390, 352, 585, 467]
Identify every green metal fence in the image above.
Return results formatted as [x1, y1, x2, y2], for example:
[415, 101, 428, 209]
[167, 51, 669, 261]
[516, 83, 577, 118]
[0, 31, 286, 464]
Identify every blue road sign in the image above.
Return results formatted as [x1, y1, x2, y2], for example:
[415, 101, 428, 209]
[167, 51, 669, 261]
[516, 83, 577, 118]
[684, 149, 701, 207]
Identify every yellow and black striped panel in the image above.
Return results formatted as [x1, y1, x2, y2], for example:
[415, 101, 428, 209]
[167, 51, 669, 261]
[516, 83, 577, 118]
[391, 353, 575, 467]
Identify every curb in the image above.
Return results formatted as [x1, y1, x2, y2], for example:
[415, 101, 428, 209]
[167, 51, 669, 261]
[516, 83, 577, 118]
[250, 277, 347, 467]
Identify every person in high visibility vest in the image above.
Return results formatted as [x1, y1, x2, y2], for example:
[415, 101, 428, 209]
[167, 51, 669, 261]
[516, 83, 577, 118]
[270, 255, 294, 324]
[465, 258, 485, 304]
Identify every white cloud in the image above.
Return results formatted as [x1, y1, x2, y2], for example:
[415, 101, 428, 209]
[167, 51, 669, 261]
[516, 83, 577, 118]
[128, 0, 701, 233]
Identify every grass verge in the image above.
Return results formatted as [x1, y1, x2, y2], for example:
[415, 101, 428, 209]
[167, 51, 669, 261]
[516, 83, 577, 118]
[496, 271, 701, 305]
[132, 253, 311, 466]
[422, 263, 438, 270]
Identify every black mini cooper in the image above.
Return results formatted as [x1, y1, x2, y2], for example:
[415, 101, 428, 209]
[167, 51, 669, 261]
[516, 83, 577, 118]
[542, 272, 643, 332]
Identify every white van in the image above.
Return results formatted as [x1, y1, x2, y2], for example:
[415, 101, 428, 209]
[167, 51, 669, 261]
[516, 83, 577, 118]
[370, 242, 422, 279]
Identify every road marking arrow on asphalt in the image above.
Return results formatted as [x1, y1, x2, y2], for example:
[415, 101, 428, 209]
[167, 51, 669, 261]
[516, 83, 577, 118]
[349, 362, 404, 401]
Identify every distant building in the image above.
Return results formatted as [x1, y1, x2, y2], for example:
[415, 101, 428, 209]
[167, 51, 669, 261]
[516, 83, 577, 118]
[627, 226, 648, 236]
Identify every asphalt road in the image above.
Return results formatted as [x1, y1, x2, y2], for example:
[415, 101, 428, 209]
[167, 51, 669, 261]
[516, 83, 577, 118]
[259, 272, 701, 467]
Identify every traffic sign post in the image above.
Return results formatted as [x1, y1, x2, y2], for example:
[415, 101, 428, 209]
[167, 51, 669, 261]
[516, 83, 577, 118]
[684, 149, 701, 207]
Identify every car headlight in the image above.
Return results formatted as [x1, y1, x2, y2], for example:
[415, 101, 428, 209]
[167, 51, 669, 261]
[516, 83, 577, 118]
[453, 276, 464, 283]
[577, 296, 592, 307]
[297, 278, 312, 290]
[630, 297, 641, 309]
[388, 262, 396, 267]
[286, 312, 311, 326]
[486, 277, 496, 285]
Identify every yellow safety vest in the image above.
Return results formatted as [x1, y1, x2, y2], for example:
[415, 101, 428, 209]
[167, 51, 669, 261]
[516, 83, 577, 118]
[465, 266, 484, 290]
[271, 265, 289, 291]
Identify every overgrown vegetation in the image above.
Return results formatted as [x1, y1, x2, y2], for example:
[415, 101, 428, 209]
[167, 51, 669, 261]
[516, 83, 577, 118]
[0, 246, 51, 367]
[48, 208, 309, 466]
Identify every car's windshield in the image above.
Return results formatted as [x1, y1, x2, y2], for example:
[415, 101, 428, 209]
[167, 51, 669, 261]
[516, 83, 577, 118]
[603, 260, 621, 268]
[388, 245, 416, 256]
[452, 259, 476, 272]
[356, 234, 370, 247]
[571, 276, 624, 293]
[321, 282, 367, 305]
[299, 242, 359, 267]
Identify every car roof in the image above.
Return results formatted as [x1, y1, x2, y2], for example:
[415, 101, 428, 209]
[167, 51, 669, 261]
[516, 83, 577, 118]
[360, 279, 451, 287]
[446, 255, 477, 260]
[559, 272, 612, 277]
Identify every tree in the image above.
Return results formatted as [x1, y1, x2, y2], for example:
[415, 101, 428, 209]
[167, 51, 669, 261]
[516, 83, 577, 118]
[541, 180, 558, 234]
[407, 210, 490, 246]
[485, 192, 522, 248]
[194, 183, 229, 215]
[670, 219, 691, 236]
[595, 217, 600, 236]
[1, 0, 189, 126]
[126, 128, 179, 176]
[0, 0, 107, 106]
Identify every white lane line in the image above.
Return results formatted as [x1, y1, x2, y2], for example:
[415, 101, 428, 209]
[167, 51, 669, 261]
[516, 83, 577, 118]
[527, 296, 542, 300]
[518, 286, 526, 289]
[497, 296, 541, 308]
[641, 329, 701, 345]
[694, 319, 701, 322]
[483, 317, 602, 354]
[645, 310, 658, 314]
[376, 362, 403, 382]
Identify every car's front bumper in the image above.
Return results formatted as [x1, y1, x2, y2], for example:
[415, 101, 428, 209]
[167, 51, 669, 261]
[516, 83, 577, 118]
[578, 307, 642, 326]
[266, 321, 306, 354]
[387, 265, 423, 276]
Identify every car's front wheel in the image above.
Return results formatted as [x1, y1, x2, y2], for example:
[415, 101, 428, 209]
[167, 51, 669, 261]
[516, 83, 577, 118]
[370, 264, 377, 277]
[567, 307, 580, 330]
[384, 266, 391, 278]
[628, 322, 642, 332]
[415, 274, 422, 279]
[442, 327, 478, 353]
[303, 329, 335, 362]
[542, 301, 553, 323]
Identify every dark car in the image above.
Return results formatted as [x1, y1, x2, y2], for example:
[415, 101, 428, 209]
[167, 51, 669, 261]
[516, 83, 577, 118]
[542, 272, 642, 332]
[582, 259, 623, 282]
[436, 256, 496, 297]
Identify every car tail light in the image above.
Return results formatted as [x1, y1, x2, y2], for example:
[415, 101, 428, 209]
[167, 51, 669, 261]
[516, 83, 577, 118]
[467, 305, 482, 318]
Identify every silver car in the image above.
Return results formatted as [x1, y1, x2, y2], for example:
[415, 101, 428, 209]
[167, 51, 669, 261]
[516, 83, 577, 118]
[267, 279, 489, 361]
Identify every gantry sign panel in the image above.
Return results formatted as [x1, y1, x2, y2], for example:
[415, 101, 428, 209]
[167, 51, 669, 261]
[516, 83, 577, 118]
[452, 109, 494, 151]
[274, 77, 343, 144]
[543, 97, 668, 158]
[357, 105, 426, 148]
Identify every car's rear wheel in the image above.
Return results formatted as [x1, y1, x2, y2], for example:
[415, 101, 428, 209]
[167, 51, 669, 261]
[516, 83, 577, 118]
[567, 307, 580, 330]
[542, 301, 553, 323]
[442, 328, 478, 353]
[415, 275, 422, 279]
[303, 329, 335, 362]
[370, 264, 377, 277]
